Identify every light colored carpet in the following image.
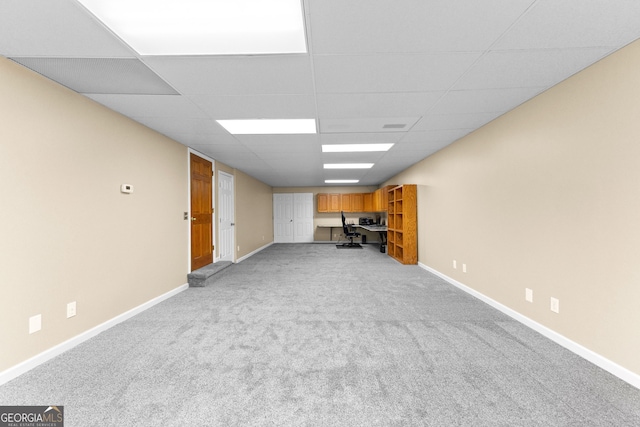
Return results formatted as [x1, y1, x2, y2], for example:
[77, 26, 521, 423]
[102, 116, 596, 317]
[1, 243, 639, 426]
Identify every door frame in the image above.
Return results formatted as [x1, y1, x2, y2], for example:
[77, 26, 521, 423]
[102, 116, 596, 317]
[187, 149, 215, 271]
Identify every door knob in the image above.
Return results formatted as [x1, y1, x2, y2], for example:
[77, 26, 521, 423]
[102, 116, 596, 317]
[191, 217, 196, 221]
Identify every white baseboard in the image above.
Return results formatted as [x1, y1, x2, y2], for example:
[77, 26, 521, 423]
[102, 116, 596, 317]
[418, 262, 640, 390]
[0, 283, 189, 386]
[236, 242, 273, 263]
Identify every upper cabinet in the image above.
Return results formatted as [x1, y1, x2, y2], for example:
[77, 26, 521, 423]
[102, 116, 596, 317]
[351, 193, 364, 212]
[329, 194, 341, 212]
[317, 193, 328, 212]
[317, 188, 395, 213]
[317, 193, 342, 212]
[363, 193, 373, 212]
[341, 194, 351, 212]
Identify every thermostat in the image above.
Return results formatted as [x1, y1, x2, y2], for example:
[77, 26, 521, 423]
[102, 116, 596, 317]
[120, 184, 134, 194]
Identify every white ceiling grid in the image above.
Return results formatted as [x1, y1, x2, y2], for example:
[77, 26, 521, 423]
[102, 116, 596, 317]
[1, 0, 640, 186]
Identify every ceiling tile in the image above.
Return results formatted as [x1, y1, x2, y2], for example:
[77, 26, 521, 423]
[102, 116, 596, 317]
[188, 94, 316, 119]
[10, 58, 178, 95]
[399, 130, 473, 145]
[133, 117, 228, 139]
[431, 87, 546, 115]
[0, 0, 135, 57]
[316, 92, 444, 119]
[143, 55, 314, 95]
[313, 52, 481, 94]
[494, 0, 640, 50]
[86, 94, 206, 118]
[318, 132, 404, 145]
[236, 134, 320, 153]
[319, 117, 421, 134]
[309, 0, 535, 54]
[453, 48, 614, 90]
[413, 113, 501, 131]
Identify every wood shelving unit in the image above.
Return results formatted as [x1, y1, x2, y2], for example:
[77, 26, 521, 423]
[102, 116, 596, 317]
[387, 184, 417, 264]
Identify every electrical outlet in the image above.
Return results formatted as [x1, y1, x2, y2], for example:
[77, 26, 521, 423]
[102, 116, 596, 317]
[29, 314, 41, 334]
[453, 260, 457, 269]
[550, 297, 560, 313]
[67, 301, 77, 318]
[525, 288, 533, 303]
[462, 263, 467, 273]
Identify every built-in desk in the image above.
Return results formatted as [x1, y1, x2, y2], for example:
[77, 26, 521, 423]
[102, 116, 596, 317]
[317, 224, 342, 241]
[357, 224, 387, 252]
[317, 224, 387, 251]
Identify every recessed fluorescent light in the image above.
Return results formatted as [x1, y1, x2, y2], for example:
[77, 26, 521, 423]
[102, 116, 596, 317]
[325, 180, 360, 184]
[322, 143, 394, 153]
[77, 0, 307, 55]
[217, 119, 316, 135]
[323, 163, 374, 169]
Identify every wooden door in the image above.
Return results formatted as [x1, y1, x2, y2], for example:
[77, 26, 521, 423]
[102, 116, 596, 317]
[190, 154, 213, 271]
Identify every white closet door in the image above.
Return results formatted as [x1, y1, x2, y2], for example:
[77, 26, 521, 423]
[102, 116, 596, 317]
[218, 171, 235, 262]
[293, 193, 314, 242]
[273, 194, 294, 243]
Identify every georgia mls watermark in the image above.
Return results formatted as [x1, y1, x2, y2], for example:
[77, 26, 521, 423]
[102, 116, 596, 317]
[0, 406, 63, 427]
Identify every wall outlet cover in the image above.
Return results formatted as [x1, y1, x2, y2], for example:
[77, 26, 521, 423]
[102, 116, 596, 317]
[525, 288, 533, 302]
[29, 314, 42, 334]
[67, 301, 77, 318]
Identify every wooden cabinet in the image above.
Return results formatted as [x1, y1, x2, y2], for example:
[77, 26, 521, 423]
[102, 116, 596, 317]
[363, 193, 373, 212]
[329, 194, 340, 212]
[373, 185, 395, 212]
[387, 184, 417, 264]
[341, 194, 351, 212]
[373, 188, 382, 211]
[351, 193, 364, 212]
[317, 193, 341, 212]
[317, 190, 393, 213]
[317, 193, 328, 212]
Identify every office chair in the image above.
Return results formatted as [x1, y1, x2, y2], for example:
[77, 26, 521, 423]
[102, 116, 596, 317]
[337, 211, 362, 248]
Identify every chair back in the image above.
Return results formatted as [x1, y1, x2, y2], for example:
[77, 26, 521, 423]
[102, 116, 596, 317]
[341, 211, 349, 234]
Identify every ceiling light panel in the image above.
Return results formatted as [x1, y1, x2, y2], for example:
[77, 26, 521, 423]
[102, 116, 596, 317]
[324, 163, 374, 169]
[217, 119, 316, 134]
[322, 144, 394, 153]
[325, 180, 359, 184]
[76, 0, 307, 55]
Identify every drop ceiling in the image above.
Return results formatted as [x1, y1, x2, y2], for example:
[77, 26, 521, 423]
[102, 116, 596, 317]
[2, 0, 640, 187]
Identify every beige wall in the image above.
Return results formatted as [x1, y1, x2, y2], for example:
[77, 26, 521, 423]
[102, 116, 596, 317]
[385, 40, 640, 376]
[0, 58, 189, 372]
[235, 169, 274, 258]
[274, 186, 380, 241]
